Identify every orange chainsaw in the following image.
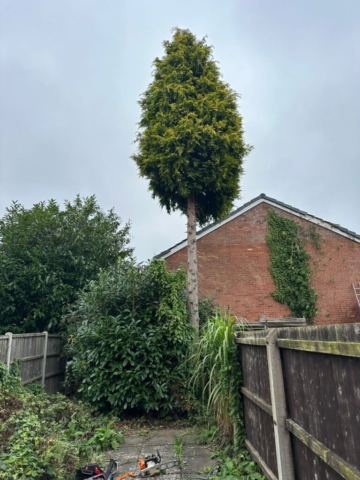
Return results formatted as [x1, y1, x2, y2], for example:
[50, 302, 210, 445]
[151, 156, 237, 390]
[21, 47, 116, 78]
[117, 450, 180, 479]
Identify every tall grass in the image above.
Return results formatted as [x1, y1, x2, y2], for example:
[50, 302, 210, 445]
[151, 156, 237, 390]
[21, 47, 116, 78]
[191, 313, 245, 448]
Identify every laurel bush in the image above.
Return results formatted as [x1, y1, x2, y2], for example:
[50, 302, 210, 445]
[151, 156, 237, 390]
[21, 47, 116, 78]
[64, 259, 193, 415]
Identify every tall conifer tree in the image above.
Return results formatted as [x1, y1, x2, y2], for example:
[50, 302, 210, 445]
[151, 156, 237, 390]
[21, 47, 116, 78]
[133, 29, 251, 331]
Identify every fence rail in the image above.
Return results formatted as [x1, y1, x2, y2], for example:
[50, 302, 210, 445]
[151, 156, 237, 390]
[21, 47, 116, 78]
[0, 331, 65, 394]
[236, 323, 360, 480]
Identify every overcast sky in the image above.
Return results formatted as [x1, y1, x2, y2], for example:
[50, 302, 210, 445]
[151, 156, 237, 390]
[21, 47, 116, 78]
[1, 0, 359, 261]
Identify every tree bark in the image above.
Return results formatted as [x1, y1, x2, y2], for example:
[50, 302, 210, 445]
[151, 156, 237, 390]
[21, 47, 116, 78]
[187, 195, 199, 333]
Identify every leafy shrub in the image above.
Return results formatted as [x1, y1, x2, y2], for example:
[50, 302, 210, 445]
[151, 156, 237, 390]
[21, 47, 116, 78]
[198, 296, 217, 328]
[0, 195, 132, 334]
[0, 362, 122, 480]
[191, 313, 244, 447]
[64, 259, 193, 415]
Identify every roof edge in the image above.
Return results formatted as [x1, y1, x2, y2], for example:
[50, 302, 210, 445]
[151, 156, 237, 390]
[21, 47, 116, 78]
[155, 194, 360, 259]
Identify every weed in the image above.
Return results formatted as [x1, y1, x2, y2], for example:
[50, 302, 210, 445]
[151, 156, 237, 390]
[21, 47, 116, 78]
[195, 425, 218, 445]
[213, 454, 264, 480]
[210, 447, 265, 480]
[173, 436, 184, 468]
[87, 421, 124, 450]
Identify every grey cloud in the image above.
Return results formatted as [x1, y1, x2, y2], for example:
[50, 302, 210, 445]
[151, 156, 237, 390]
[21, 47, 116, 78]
[0, 0, 359, 261]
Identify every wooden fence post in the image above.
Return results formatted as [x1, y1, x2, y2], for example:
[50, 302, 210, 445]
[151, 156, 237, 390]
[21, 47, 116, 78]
[266, 329, 295, 480]
[5, 332, 13, 371]
[41, 331, 49, 388]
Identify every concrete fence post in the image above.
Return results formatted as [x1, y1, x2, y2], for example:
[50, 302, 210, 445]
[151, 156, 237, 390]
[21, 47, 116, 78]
[5, 332, 13, 371]
[41, 331, 49, 388]
[266, 329, 295, 480]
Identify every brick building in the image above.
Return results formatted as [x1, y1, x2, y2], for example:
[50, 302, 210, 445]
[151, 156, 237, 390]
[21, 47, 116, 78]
[157, 194, 360, 325]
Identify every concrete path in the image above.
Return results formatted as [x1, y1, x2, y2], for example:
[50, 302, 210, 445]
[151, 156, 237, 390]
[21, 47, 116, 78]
[107, 428, 217, 480]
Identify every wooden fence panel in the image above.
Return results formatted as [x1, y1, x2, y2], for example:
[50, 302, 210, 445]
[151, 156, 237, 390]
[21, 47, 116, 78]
[243, 396, 278, 477]
[290, 435, 343, 480]
[239, 339, 278, 479]
[236, 323, 360, 480]
[0, 332, 65, 394]
[240, 343, 271, 404]
[45, 335, 65, 394]
[12, 333, 45, 385]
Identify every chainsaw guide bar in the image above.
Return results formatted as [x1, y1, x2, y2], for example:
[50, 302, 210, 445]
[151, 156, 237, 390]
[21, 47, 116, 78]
[139, 460, 181, 477]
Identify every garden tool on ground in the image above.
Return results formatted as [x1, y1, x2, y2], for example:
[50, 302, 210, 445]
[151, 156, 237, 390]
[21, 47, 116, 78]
[115, 450, 181, 480]
[75, 459, 118, 480]
[138, 449, 181, 477]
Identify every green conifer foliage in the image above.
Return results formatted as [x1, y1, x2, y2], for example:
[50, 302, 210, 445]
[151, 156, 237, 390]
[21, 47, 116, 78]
[133, 29, 251, 330]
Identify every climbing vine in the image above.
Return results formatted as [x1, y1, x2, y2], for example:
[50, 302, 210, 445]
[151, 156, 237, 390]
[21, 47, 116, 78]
[266, 209, 318, 320]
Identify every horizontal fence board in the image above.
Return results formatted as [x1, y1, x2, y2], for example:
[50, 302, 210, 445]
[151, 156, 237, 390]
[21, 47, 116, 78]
[23, 374, 42, 385]
[235, 337, 266, 346]
[245, 439, 278, 480]
[287, 419, 360, 480]
[45, 370, 65, 379]
[18, 354, 44, 362]
[241, 387, 272, 416]
[276, 323, 360, 343]
[7, 333, 46, 338]
[259, 318, 306, 324]
[278, 339, 360, 357]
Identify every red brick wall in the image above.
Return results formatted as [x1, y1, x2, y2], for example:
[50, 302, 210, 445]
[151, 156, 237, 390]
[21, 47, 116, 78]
[165, 203, 360, 325]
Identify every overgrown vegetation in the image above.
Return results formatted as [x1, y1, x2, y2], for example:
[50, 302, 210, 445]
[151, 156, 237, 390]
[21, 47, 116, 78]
[191, 313, 264, 479]
[266, 209, 318, 319]
[0, 195, 132, 334]
[192, 313, 243, 447]
[0, 362, 123, 480]
[211, 449, 264, 480]
[64, 259, 193, 415]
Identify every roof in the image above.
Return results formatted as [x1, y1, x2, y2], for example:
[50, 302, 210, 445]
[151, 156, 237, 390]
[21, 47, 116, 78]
[156, 193, 360, 259]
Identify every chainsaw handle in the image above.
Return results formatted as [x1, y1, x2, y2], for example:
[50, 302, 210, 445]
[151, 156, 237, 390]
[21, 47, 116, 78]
[104, 459, 117, 479]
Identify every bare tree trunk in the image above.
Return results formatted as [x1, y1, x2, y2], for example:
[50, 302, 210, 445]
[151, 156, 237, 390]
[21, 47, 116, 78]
[187, 195, 199, 333]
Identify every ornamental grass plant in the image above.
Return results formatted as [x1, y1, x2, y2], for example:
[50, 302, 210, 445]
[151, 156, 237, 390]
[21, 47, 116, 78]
[191, 313, 245, 448]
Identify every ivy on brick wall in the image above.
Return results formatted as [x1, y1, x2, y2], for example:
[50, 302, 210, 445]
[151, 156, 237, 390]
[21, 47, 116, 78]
[266, 209, 318, 320]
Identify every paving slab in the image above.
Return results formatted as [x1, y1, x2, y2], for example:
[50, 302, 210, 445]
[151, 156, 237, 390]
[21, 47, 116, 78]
[110, 427, 216, 478]
[144, 430, 184, 446]
[177, 432, 198, 445]
[140, 443, 176, 459]
[181, 445, 216, 475]
[124, 434, 148, 446]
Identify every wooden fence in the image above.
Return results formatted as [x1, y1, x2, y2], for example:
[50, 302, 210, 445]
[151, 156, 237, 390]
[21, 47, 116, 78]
[0, 332, 65, 394]
[235, 323, 360, 480]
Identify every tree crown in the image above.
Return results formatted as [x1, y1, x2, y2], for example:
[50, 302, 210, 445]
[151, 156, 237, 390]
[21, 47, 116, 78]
[133, 28, 252, 225]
